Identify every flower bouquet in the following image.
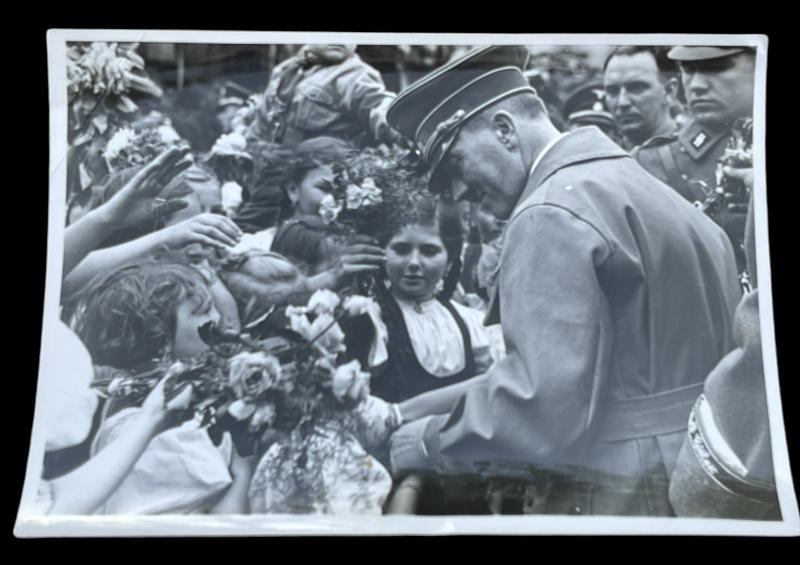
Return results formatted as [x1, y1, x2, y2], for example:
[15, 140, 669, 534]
[67, 42, 162, 145]
[102, 126, 180, 173]
[66, 42, 163, 195]
[315, 146, 428, 237]
[93, 289, 399, 515]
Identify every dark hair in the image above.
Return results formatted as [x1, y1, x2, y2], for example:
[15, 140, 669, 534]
[377, 195, 464, 301]
[288, 137, 355, 183]
[603, 46, 685, 104]
[268, 136, 355, 221]
[373, 196, 465, 367]
[603, 45, 678, 75]
[271, 215, 342, 274]
[73, 261, 211, 370]
[217, 250, 308, 324]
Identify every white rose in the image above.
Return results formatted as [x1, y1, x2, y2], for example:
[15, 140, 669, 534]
[288, 311, 313, 341]
[342, 294, 375, 317]
[360, 177, 383, 205]
[331, 359, 370, 402]
[221, 181, 244, 212]
[318, 194, 342, 224]
[346, 184, 366, 209]
[228, 399, 256, 420]
[211, 132, 248, 154]
[102, 127, 135, 161]
[308, 313, 346, 355]
[307, 289, 341, 315]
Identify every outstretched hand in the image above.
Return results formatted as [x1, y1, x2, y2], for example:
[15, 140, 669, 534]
[103, 146, 194, 230]
[159, 212, 243, 251]
[322, 238, 385, 290]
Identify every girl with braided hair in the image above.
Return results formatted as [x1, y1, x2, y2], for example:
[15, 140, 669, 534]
[366, 195, 505, 404]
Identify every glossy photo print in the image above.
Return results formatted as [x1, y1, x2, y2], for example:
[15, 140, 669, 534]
[15, 31, 798, 536]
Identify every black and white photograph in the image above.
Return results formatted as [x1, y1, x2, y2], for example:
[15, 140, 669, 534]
[14, 31, 799, 536]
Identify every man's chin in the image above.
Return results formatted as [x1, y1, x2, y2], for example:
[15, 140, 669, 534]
[692, 110, 728, 129]
[619, 121, 645, 138]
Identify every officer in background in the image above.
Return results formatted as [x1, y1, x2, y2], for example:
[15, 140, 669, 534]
[603, 46, 681, 149]
[634, 46, 756, 272]
[216, 81, 252, 134]
[246, 44, 397, 147]
[561, 80, 625, 146]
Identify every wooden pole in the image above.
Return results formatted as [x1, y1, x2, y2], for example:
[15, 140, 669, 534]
[176, 43, 186, 90]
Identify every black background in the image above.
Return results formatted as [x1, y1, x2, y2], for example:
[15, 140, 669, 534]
[8, 10, 799, 553]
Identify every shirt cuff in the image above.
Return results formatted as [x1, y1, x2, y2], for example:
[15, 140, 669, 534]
[421, 414, 447, 465]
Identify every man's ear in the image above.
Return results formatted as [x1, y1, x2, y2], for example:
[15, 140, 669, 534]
[664, 77, 679, 106]
[492, 111, 518, 151]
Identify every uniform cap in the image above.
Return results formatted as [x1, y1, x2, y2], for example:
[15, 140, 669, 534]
[386, 45, 534, 193]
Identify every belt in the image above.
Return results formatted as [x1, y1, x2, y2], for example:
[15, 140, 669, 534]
[593, 382, 704, 443]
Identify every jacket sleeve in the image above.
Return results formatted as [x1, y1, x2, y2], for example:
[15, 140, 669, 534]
[336, 62, 395, 130]
[422, 203, 615, 474]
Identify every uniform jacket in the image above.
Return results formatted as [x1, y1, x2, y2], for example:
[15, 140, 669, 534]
[248, 53, 395, 146]
[633, 119, 729, 204]
[633, 119, 749, 272]
[419, 127, 742, 516]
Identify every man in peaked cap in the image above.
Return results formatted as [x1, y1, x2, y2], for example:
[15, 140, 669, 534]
[385, 45, 742, 516]
[633, 46, 756, 272]
[561, 80, 626, 147]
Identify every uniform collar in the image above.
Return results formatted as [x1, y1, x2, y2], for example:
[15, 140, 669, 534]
[511, 126, 629, 220]
[677, 119, 729, 160]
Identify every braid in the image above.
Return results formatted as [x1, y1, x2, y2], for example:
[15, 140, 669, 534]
[373, 274, 416, 365]
[438, 254, 463, 302]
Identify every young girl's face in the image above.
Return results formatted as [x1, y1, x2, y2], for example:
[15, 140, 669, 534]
[291, 164, 335, 217]
[385, 224, 448, 303]
[172, 289, 221, 359]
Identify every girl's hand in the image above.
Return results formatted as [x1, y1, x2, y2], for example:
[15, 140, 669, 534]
[102, 146, 194, 229]
[159, 213, 243, 250]
[140, 373, 194, 427]
[319, 242, 385, 290]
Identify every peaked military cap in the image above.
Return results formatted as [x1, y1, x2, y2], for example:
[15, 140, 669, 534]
[386, 45, 534, 193]
[667, 46, 747, 61]
[562, 80, 615, 130]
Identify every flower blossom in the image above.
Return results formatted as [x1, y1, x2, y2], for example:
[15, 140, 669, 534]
[227, 351, 282, 399]
[102, 127, 136, 161]
[318, 194, 342, 224]
[308, 289, 341, 315]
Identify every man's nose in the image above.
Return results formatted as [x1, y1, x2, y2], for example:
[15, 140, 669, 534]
[686, 71, 710, 96]
[617, 87, 631, 107]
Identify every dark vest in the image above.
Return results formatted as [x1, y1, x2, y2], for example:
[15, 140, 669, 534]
[370, 295, 477, 403]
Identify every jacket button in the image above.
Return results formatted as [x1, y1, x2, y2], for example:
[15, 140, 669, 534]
[570, 505, 583, 515]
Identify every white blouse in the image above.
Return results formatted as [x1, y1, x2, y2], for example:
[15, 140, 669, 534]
[92, 410, 233, 515]
[371, 297, 505, 378]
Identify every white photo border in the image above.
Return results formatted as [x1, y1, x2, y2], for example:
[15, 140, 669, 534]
[16, 30, 798, 537]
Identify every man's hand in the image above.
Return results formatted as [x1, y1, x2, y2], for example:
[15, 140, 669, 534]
[353, 395, 403, 448]
[102, 146, 194, 230]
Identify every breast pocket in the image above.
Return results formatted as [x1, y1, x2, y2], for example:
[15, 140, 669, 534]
[292, 83, 340, 132]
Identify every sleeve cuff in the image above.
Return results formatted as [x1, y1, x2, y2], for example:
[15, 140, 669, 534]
[421, 414, 447, 464]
